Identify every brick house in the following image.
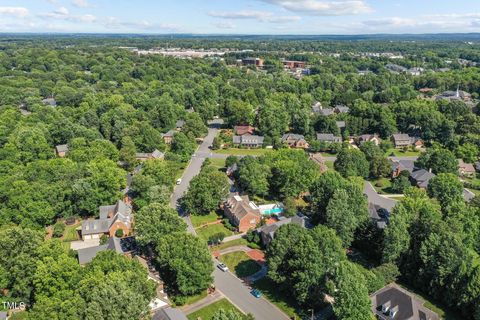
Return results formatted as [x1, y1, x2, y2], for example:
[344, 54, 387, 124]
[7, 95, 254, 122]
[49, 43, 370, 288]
[81, 200, 133, 240]
[234, 125, 255, 136]
[223, 195, 261, 232]
[281, 133, 309, 149]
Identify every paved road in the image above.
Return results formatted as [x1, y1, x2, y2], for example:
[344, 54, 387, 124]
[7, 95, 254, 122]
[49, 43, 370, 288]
[213, 266, 290, 320]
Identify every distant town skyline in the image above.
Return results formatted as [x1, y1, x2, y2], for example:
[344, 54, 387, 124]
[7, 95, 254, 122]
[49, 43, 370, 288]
[1, 0, 480, 35]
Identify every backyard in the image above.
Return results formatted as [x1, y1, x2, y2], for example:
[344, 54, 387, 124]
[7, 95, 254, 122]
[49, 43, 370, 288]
[187, 298, 245, 320]
[219, 251, 261, 278]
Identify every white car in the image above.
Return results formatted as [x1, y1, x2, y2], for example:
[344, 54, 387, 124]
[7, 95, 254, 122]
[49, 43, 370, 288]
[176, 178, 182, 185]
[217, 263, 229, 272]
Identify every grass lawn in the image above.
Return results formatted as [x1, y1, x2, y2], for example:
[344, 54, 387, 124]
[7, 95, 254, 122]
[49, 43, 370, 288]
[324, 161, 335, 171]
[385, 148, 421, 157]
[191, 212, 220, 228]
[214, 148, 271, 156]
[187, 298, 244, 320]
[196, 223, 234, 242]
[252, 277, 303, 319]
[210, 238, 248, 252]
[370, 178, 401, 195]
[62, 222, 81, 242]
[208, 158, 226, 169]
[173, 290, 208, 307]
[219, 251, 261, 278]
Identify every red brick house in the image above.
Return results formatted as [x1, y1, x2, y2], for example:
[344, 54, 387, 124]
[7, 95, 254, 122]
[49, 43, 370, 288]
[223, 195, 261, 232]
[234, 125, 255, 136]
[281, 134, 309, 149]
[81, 200, 133, 240]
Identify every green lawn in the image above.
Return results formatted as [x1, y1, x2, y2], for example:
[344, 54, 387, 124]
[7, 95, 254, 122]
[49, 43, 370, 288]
[208, 158, 227, 169]
[187, 298, 244, 320]
[196, 223, 234, 242]
[214, 148, 271, 156]
[210, 238, 249, 252]
[191, 212, 220, 228]
[371, 178, 396, 195]
[324, 161, 335, 171]
[219, 251, 261, 278]
[173, 290, 208, 307]
[252, 277, 303, 319]
[62, 222, 81, 242]
[385, 148, 421, 157]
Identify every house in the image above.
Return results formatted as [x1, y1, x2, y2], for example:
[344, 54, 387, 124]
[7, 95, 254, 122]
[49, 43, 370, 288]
[317, 133, 342, 143]
[386, 63, 407, 73]
[281, 133, 309, 149]
[175, 120, 185, 130]
[234, 125, 255, 136]
[407, 67, 424, 76]
[391, 160, 416, 178]
[309, 153, 328, 173]
[358, 134, 381, 146]
[410, 169, 436, 189]
[232, 135, 264, 148]
[136, 149, 165, 162]
[368, 203, 390, 229]
[436, 89, 472, 102]
[42, 98, 57, 107]
[153, 307, 188, 320]
[458, 159, 476, 178]
[392, 134, 414, 149]
[161, 130, 176, 144]
[223, 195, 261, 232]
[242, 58, 264, 67]
[335, 121, 346, 130]
[55, 144, 69, 157]
[257, 216, 307, 247]
[226, 163, 238, 177]
[371, 283, 439, 320]
[334, 105, 350, 114]
[283, 60, 306, 69]
[464, 189, 476, 202]
[81, 200, 133, 240]
[77, 236, 136, 265]
[320, 108, 335, 116]
[311, 101, 322, 114]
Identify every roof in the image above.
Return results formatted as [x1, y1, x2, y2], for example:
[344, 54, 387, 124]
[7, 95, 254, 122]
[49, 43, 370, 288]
[458, 159, 476, 173]
[410, 169, 436, 188]
[371, 283, 439, 320]
[392, 133, 412, 142]
[77, 244, 109, 264]
[42, 98, 57, 106]
[312, 101, 322, 113]
[392, 160, 416, 174]
[463, 189, 476, 202]
[335, 105, 350, 113]
[56, 144, 68, 153]
[317, 133, 342, 142]
[153, 307, 188, 320]
[336, 121, 346, 128]
[175, 120, 185, 128]
[233, 134, 264, 145]
[162, 130, 176, 138]
[320, 108, 334, 116]
[82, 200, 132, 236]
[151, 149, 165, 159]
[234, 125, 255, 136]
[257, 215, 306, 241]
[77, 237, 136, 264]
[224, 195, 260, 221]
[281, 133, 305, 142]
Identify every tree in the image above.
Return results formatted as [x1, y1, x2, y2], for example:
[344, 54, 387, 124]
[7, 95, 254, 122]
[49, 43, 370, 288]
[183, 112, 208, 138]
[415, 148, 458, 175]
[325, 187, 369, 247]
[455, 143, 479, 164]
[427, 173, 464, 210]
[212, 308, 244, 320]
[237, 156, 270, 196]
[4, 125, 52, 163]
[171, 132, 197, 162]
[119, 136, 137, 170]
[331, 261, 373, 320]
[135, 203, 187, 247]
[182, 166, 230, 215]
[334, 148, 369, 178]
[155, 233, 213, 296]
[309, 171, 348, 224]
[369, 155, 392, 179]
[391, 170, 411, 193]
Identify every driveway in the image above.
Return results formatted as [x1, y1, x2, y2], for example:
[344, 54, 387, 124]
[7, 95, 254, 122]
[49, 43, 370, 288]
[363, 182, 398, 212]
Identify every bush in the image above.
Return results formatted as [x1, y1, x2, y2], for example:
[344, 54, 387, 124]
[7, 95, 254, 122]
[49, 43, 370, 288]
[247, 243, 261, 250]
[375, 181, 384, 188]
[115, 229, 124, 238]
[52, 222, 65, 238]
[222, 219, 236, 231]
[100, 234, 109, 245]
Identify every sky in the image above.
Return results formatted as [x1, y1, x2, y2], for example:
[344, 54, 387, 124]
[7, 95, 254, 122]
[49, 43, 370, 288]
[0, 0, 480, 35]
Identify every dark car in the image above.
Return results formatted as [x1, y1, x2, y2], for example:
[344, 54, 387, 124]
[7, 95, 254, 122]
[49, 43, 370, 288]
[251, 289, 262, 298]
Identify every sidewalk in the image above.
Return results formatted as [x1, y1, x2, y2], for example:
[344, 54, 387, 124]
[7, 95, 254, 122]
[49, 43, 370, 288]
[180, 291, 223, 315]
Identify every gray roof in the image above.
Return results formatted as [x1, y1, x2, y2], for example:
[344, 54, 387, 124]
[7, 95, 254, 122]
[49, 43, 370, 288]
[162, 130, 176, 138]
[258, 216, 306, 242]
[42, 98, 57, 107]
[56, 144, 68, 153]
[151, 149, 165, 159]
[317, 133, 342, 143]
[335, 105, 350, 113]
[312, 102, 322, 113]
[281, 133, 305, 142]
[175, 120, 185, 128]
[82, 200, 132, 236]
[392, 160, 416, 174]
[154, 308, 188, 320]
[336, 121, 346, 129]
[320, 108, 334, 116]
[233, 134, 264, 145]
[392, 133, 412, 142]
[77, 244, 109, 264]
[463, 189, 476, 202]
[410, 169, 436, 188]
[77, 237, 136, 264]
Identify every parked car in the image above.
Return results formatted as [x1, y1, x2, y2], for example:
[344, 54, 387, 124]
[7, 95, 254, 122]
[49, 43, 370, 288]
[251, 289, 262, 298]
[217, 263, 229, 272]
[176, 178, 182, 185]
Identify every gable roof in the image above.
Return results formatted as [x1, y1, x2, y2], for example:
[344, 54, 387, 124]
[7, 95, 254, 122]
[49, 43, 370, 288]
[175, 120, 185, 128]
[77, 236, 136, 264]
[225, 195, 260, 221]
[257, 216, 306, 241]
[56, 144, 68, 153]
[317, 133, 342, 142]
[234, 125, 255, 136]
[82, 200, 132, 236]
[233, 134, 264, 145]
[320, 108, 334, 116]
[410, 169, 436, 188]
[336, 121, 346, 129]
[392, 133, 412, 142]
[151, 149, 165, 159]
[458, 159, 476, 173]
[281, 133, 305, 142]
[154, 307, 188, 320]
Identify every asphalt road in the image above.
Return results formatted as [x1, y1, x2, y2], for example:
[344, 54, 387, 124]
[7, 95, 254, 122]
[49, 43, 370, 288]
[363, 181, 398, 212]
[213, 266, 290, 320]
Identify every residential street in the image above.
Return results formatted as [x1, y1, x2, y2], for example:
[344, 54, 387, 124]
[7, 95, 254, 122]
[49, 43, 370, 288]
[363, 181, 398, 212]
[213, 266, 290, 320]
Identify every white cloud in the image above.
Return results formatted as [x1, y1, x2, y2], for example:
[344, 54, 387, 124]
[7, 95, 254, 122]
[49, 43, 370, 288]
[38, 7, 96, 23]
[208, 10, 300, 24]
[103, 17, 180, 32]
[0, 7, 29, 18]
[72, 0, 93, 8]
[214, 21, 236, 29]
[258, 0, 372, 16]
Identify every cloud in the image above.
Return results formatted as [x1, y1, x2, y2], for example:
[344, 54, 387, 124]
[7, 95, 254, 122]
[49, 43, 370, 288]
[363, 17, 416, 27]
[72, 0, 93, 8]
[103, 17, 180, 32]
[38, 7, 96, 23]
[258, 0, 372, 16]
[208, 10, 300, 24]
[0, 7, 29, 18]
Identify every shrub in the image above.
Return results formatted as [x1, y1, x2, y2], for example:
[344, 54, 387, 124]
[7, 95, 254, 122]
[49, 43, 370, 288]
[100, 234, 109, 245]
[115, 229, 124, 238]
[52, 222, 65, 238]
